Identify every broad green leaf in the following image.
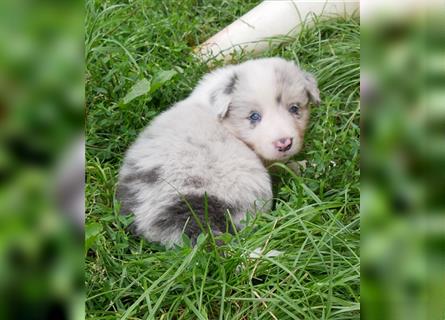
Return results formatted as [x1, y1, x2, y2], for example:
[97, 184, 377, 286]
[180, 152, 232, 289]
[122, 78, 151, 104]
[149, 69, 178, 94]
[85, 222, 103, 252]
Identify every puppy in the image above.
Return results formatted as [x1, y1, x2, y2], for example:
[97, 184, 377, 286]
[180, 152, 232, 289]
[117, 57, 320, 247]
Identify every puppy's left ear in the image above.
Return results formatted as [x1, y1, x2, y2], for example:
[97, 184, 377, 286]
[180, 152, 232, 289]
[212, 72, 238, 119]
[303, 71, 321, 106]
[212, 92, 231, 120]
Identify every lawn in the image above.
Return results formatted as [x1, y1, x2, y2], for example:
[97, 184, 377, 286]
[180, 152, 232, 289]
[85, 1, 360, 319]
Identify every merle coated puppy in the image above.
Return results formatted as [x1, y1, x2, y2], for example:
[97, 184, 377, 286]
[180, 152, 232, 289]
[117, 57, 320, 247]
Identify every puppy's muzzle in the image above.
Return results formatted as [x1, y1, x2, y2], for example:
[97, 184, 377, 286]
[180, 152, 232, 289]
[274, 137, 293, 152]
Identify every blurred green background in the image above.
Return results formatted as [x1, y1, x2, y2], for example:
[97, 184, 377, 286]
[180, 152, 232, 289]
[0, 0, 83, 319]
[361, 5, 445, 320]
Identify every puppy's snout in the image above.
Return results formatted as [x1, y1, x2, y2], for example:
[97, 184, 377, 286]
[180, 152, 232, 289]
[274, 137, 293, 152]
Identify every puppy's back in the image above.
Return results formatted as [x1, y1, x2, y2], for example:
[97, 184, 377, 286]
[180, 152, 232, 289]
[117, 101, 272, 247]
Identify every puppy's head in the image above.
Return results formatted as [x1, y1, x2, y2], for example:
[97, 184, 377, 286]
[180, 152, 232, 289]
[206, 58, 320, 161]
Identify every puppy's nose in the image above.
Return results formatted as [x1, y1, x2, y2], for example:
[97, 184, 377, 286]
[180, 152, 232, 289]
[274, 137, 293, 152]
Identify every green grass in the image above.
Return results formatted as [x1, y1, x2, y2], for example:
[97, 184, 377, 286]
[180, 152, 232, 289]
[86, 1, 360, 319]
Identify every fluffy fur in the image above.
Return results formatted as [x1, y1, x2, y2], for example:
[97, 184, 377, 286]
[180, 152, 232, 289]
[117, 57, 320, 247]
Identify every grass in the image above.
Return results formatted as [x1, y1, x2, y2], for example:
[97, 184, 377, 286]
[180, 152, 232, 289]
[85, 1, 360, 319]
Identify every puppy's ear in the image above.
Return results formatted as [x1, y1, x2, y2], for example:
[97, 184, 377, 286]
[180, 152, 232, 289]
[211, 72, 238, 119]
[212, 91, 231, 119]
[303, 71, 321, 106]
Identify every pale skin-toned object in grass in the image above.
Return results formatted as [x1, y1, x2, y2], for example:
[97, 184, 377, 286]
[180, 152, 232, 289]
[194, 0, 359, 62]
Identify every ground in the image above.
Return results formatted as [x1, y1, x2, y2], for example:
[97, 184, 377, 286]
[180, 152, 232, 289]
[86, 1, 360, 319]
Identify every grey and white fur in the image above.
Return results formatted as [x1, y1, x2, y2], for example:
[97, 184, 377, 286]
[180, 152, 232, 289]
[116, 57, 320, 248]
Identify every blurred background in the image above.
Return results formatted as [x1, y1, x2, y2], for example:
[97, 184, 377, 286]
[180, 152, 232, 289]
[361, 0, 445, 319]
[0, 0, 444, 319]
[0, 0, 84, 319]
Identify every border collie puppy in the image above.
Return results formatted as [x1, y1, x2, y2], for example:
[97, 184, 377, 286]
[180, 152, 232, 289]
[117, 57, 320, 247]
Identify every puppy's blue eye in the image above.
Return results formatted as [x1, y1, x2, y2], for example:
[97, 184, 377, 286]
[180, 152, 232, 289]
[289, 104, 300, 114]
[249, 112, 262, 122]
